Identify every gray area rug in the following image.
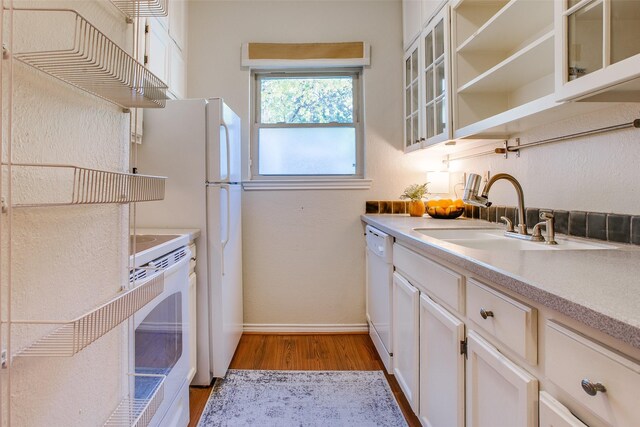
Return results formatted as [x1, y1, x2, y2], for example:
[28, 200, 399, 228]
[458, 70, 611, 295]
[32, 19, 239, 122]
[197, 370, 408, 426]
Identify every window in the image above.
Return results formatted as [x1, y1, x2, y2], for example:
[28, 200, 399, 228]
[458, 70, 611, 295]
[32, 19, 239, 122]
[251, 69, 364, 180]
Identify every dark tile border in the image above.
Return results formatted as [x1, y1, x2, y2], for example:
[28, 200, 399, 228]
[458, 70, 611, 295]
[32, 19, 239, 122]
[365, 201, 639, 246]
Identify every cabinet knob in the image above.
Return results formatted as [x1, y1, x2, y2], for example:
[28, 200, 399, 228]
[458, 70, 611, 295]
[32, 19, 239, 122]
[480, 308, 494, 319]
[581, 379, 606, 396]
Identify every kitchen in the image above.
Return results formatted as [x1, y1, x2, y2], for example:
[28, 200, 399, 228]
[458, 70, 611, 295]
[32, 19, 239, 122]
[1, 0, 640, 426]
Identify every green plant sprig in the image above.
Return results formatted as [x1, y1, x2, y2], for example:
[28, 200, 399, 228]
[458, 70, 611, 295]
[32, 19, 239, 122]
[400, 183, 429, 201]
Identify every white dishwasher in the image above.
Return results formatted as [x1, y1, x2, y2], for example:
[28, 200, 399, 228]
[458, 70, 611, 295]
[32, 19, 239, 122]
[365, 225, 394, 373]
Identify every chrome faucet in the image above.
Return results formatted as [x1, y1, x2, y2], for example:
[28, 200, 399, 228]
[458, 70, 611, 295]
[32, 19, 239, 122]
[463, 173, 544, 241]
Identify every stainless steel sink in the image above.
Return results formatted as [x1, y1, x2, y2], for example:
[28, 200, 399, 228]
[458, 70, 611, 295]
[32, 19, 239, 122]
[414, 228, 615, 251]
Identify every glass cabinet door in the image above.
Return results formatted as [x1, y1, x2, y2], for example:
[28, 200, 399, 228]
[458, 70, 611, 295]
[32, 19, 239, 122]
[404, 41, 422, 151]
[566, 0, 604, 80]
[559, 0, 640, 100]
[422, 7, 450, 146]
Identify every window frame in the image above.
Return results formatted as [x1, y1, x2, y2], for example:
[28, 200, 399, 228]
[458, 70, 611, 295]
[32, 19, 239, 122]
[249, 68, 365, 182]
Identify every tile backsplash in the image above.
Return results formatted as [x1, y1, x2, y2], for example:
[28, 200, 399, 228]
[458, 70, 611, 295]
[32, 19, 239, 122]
[365, 200, 639, 245]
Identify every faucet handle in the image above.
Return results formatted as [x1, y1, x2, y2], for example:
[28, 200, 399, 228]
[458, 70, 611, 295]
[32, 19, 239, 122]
[540, 211, 554, 220]
[500, 216, 514, 232]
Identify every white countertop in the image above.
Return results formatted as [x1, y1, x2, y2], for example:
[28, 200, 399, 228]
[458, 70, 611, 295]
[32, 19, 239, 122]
[130, 228, 200, 267]
[362, 214, 640, 349]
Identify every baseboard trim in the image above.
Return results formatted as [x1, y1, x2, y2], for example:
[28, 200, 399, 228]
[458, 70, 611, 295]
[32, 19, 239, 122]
[243, 323, 369, 334]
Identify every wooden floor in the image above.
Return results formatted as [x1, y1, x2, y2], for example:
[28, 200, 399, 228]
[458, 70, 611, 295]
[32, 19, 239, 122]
[188, 334, 420, 427]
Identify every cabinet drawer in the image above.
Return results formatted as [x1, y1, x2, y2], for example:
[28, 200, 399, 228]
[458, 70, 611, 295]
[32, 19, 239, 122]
[466, 279, 537, 364]
[545, 321, 640, 427]
[393, 243, 464, 313]
[539, 392, 587, 427]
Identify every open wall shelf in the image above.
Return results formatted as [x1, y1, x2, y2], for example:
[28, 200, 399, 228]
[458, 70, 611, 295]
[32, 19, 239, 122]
[104, 374, 165, 427]
[13, 8, 169, 108]
[13, 273, 164, 358]
[110, 0, 168, 19]
[7, 163, 166, 207]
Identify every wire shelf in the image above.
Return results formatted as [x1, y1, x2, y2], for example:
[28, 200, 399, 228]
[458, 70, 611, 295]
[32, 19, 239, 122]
[14, 273, 164, 357]
[110, 0, 168, 19]
[12, 8, 169, 108]
[7, 163, 166, 207]
[104, 374, 165, 427]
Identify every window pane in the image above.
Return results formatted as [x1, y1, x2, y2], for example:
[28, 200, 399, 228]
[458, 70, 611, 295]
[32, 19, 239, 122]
[568, 0, 603, 80]
[406, 118, 412, 147]
[260, 76, 353, 124]
[426, 67, 434, 103]
[425, 32, 434, 67]
[436, 98, 446, 135]
[426, 104, 435, 138]
[258, 127, 356, 175]
[434, 20, 444, 59]
[435, 59, 445, 98]
[610, 0, 640, 64]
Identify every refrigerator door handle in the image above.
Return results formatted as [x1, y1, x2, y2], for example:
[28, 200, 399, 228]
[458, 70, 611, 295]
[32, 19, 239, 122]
[221, 184, 231, 275]
[221, 122, 230, 182]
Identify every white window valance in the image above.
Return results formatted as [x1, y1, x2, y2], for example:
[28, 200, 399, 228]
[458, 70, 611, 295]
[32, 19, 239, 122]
[241, 42, 371, 68]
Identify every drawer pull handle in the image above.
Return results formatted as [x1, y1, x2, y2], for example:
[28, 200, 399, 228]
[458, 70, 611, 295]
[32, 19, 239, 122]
[581, 379, 606, 396]
[480, 308, 494, 319]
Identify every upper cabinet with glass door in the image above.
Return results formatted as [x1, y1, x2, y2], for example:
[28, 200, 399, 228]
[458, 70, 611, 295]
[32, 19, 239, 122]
[403, 0, 448, 49]
[404, 40, 423, 152]
[422, 6, 452, 147]
[555, 0, 640, 101]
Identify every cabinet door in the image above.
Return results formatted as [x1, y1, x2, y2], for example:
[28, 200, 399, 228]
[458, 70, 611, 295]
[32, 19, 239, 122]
[168, 0, 187, 52]
[403, 0, 422, 49]
[169, 43, 187, 99]
[403, 40, 422, 153]
[421, 0, 444, 32]
[421, 6, 451, 146]
[392, 272, 420, 412]
[539, 391, 587, 427]
[419, 293, 465, 427]
[466, 330, 538, 427]
[556, 0, 640, 101]
[146, 18, 170, 84]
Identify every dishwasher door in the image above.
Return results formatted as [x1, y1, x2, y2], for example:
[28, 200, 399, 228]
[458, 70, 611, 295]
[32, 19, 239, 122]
[365, 225, 394, 373]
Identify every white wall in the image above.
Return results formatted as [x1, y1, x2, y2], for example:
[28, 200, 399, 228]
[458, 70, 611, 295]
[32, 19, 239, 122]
[2, 2, 131, 425]
[187, 0, 435, 328]
[450, 103, 640, 215]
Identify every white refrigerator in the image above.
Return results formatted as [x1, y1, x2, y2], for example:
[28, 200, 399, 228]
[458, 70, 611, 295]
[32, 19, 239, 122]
[137, 98, 243, 386]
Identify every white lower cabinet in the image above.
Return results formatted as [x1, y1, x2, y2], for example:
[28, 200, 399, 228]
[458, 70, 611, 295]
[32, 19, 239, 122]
[539, 391, 587, 427]
[466, 330, 538, 427]
[392, 272, 420, 412]
[419, 293, 465, 427]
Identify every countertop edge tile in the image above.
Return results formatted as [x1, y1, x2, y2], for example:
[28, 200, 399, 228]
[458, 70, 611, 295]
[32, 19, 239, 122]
[361, 214, 640, 350]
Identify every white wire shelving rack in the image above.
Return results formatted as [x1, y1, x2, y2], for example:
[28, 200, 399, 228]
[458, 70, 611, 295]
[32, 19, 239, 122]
[110, 0, 168, 20]
[104, 374, 165, 427]
[12, 272, 164, 358]
[12, 8, 169, 109]
[6, 163, 166, 207]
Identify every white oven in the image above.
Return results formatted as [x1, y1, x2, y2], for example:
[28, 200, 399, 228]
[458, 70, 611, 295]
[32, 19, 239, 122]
[132, 245, 191, 427]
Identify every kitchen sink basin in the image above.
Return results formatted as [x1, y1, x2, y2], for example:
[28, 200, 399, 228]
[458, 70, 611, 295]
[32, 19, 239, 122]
[413, 228, 615, 251]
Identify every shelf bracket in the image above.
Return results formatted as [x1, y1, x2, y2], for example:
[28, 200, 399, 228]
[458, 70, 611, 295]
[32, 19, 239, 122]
[1, 349, 7, 369]
[1, 196, 7, 213]
[515, 137, 521, 158]
[2, 44, 8, 60]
